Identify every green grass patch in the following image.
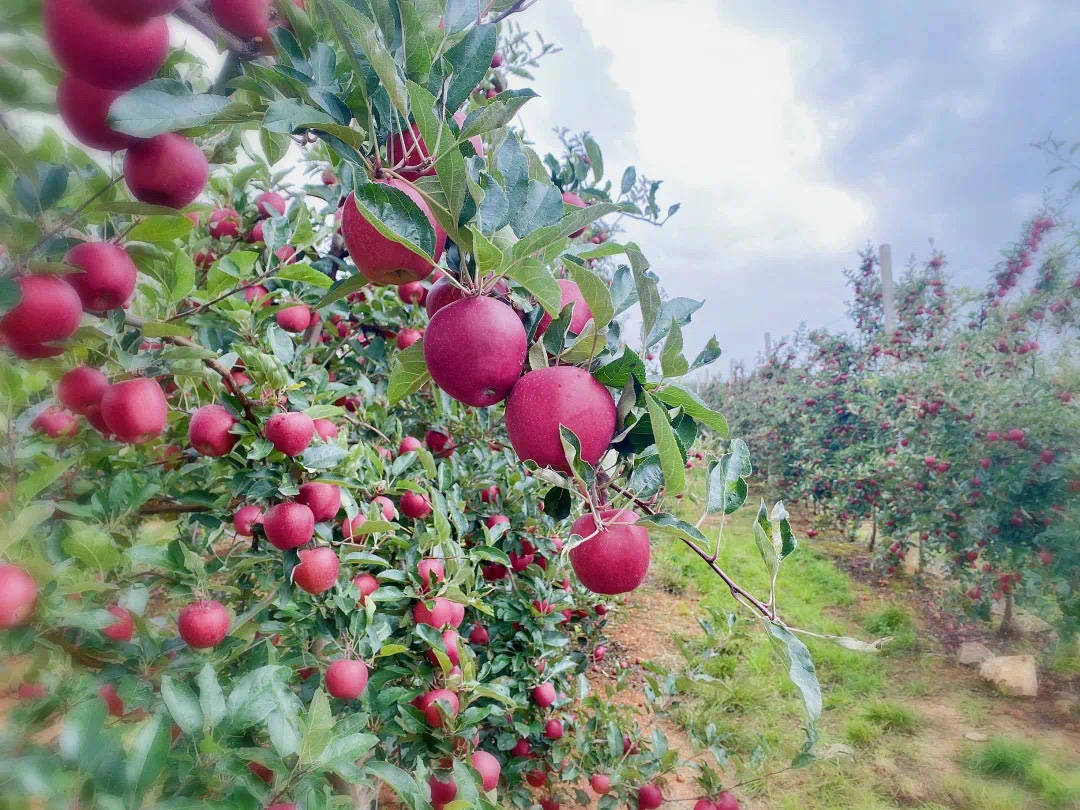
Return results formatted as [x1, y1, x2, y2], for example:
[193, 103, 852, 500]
[964, 737, 1080, 808]
[861, 701, 920, 734]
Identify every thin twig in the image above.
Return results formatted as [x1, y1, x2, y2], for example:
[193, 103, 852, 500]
[138, 501, 213, 515]
[23, 176, 122, 262]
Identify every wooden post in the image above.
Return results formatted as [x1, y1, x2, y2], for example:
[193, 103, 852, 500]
[879, 243, 896, 333]
[764, 331, 772, 356]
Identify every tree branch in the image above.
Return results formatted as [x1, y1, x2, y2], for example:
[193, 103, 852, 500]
[139, 501, 213, 515]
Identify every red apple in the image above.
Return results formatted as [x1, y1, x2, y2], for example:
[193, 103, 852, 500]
[562, 191, 586, 237]
[543, 718, 563, 739]
[0, 565, 37, 628]
[398, 281, 426, 304]
[590, 774, 611, 794]
[255, 190, 287, 218]
[396, 328, 423, 350]
[297, 482, 341, 522]
[264, 411, 314, 456]
[209, 0, 272, 39]
[531, 682, 555, 707]
[292, 547, 340, 594]
[429, 774, 457, 805]
[424, 297, 527, 406]
[714, 792, 739, 810]
[32, 407, 78, 438]
[57, 366, 108, 415]
[44, 0, 168, 90]
[427, 629, 460, 667]
[471, 750, 500, 791]
[373, 495, 398, 521]
[324, 658, 368, 699]
[570, 509, 649, 595]
[56, 75, 139, 151]
[420, 688, 459, 727]
[87, 0, 182, 20]
[276, 304, 312, 333]
[401, 491, 432, 520]
[352, 572, 378, 602]
[0, 274, 83, 355]
[99, 682, 124, 716]
[102, 605, 134, 641]
[505, 366, 615, 473]
[525, 769, 547, 787]
[469, 624, 489, 644]
[100, 378, 168, 443]
[123, 134, 209, 209]
[233, 504, 263, 536]
[177, 599, 230, 648]
[188, 404, 238, 457]
[480, 485, 499, 503]
[263, 502, 315, 550]
[536, 279, 593, 337]
[417, 557, 445, 589]
[413, 596, 452, 628]
[208, 207, 240, 239]
[425, 428, 455, 457]
[313, 418, 339, 441]
[425, 275, 465, 317]
[638, 784, 663, 810]
[398, 436, 422, 455]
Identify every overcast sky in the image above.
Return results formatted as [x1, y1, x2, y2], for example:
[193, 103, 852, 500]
[512, 0, 1080, 373]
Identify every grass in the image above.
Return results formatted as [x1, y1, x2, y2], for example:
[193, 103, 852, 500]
[647, 472, 1080, 809]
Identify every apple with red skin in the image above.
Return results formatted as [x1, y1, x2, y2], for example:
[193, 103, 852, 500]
[543, 718, 563, 739]
[340, 182, 446, 285]
[485, 514, 509, 529]
[0, 275, 83, 357]
[569, 509, 649, 595]
[714, 792, 740, 810]
[255, 190, 287, 218]
[469, 624, 489, 644]
[313, 418, 339, 441]
[56, 75, 139, 151]
[44, 0, 168, 90]
[425, 275, 465, 317]
[373, 495, 398, 520]
[188, 404, 238, 457]
[297, 482, 341, 522]
[398, 281, 426, 304]
[424, 428, 455, 457]
[276, 304, 312, 333]
[321, 169, 338, 185]
[57, 367, 108, 415]
[264, 411, 315, 456]
[208, 208, 240, 239]
[87, 0, 181, 19]
[509, 551, 533, 572]
[124, 134, 209, 209]
[292, 547, 339, 594]
[244, 285, 269, 305]
[413, 596, 453, 628]
[505, 366, 616, 473]
[425, 297, 527, 406]
[246, 221, 264, 243]
[447, 600, 465, 628]
[0, 565, 37, 628]
[102, 605, 134, 641]
[480, 485, 499, 503]
[325, 658, 368, 699]
[638, 784, 663, 810]
[399, 491, 432, 520]
[263, 502, 315, 550]
[396, 328, 423, 350]
[100, 378, 168, 443]
[420, 688, 459, 727]
[531, 682, 556, 707]
[482, 563, 508, 580]
[17, 683, 46, 701]
[233, 505, 263, 536]
[417, 557, 445, 589]
[99, 683, 124, 716]
[32, 407, 78, 439]
[694, 801, 715, 810]
[536, 279, 593, 337]
[511, 739, 532, 758]
[177, 599, 230, 648]
[471, 750, 500, 791]
[561, 191, 587, 237]
[428, 629, 461, 667]
[64, 242, 138, 312]
[352, 573, 378, 603]
[590, 774, 611, 794]
[398, 436, 422, 455]
[266, 805, 296, 810]
[210, 0, 272, 39]
[525, 769, 547, 787]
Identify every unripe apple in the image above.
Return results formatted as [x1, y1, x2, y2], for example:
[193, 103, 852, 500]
[292, 547, 339, 594]
[177, 599, 230, 648]
[208, 207, 241, 239]
[325, 658, 368, 699]
[637, 784, 663, 810]
[590, 774, 611, 794]
[32, 407, 78, 439]
[398, 281, 426, 304]
[102, 605, 134, 641]
[570, 509, 649, 595]
[263, 502, 315, 550]
[123, 134, 209, 209]
[209, 0, 272, 39]
[401, 491, 432, 519]
[340, 183, 446, 285]
[352, 572, 378, 603]
[276, 304, 312, 333]
[99, 682, 124, 716]
[255, 190, 287, 218]
[100, 378, 168, 443]
[396, 328, 423, 350]
[56, 75, 139, 151]
[188, 404, 238, 457]
[471, 750, 500, 791]
[536, 279, 593, 337]
[424, 297, 527, 406]
[313, 418, 339, 441]
[44, 0, 168, 90]
[0, 275, 83, 355]
[417, 557, 445, 589]
[531, 682, 555, 707]
[264, 411, 314, 456]
[429, 773, 457, 804]
[469, 624, 489, 644]
[505, 366, 616, 472]
[297, 482, 341, 522]
[233, 504, 263, 536]
[543, 718, 563, 739]
[398, 436, 422, 455]
[57, 367, 108, 415]
[0, 564, 37, 628]
[421, 688, 459, 727]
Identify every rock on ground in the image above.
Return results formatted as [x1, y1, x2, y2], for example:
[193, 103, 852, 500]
[978, 654, 1038, 697]
[957, 641, 993, 666]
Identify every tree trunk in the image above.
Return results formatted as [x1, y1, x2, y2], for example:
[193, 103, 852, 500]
[868, 510, 877, 552]
[999, 590, 1020, 637]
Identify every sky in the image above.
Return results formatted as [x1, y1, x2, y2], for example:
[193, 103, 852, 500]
[511, 0, 1080, 374]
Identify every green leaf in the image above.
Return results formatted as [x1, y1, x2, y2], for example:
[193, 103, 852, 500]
[125, 712, 170, 796]
[656, 385, 728, 436]
[351, 180, 435, 261]
[644, 297, 704, 349]
[443, 23, 497, 113]
[299, 689, 334, 765]
[316, 272, 369, 308]
[407, 80, 466, 220]
[324, 0, 408, 117]
[763, 622, 821, 763]
[260, 128, 289, 166]
[636, 512, 710, 546]
[705, 438, 751, 515]
[169, 251, 195, 304]
[583, 134, 604, 181]
[140, 320, 195, 339]
[620, 165, 637, 195]
[505, 257, 561, 316]
[690, 335, 722, 371]
[559, 425, 595, 492]
[458, 89, 538, 140]
[626, 243, 659, 347]
[644, 392, 685, 496]
[388, 339, 430, 405]
[161, 675, 203, 736]
[275, 262, 332, 288]
[566, 264, 613, 330]
[267, 324, 295, 364]
[593, 346, 646, 388]
[660, 318, 689, 377]
[109, 79, 231, 137]
[15, 457, 72, 502]
[300, 444, 347, 470]
[127, 215, 193, 244]
[0, 277, 21, 315]
[511, 202, 620, 264]
[470, 227, 504, 274]
[366, 761, 423, 810]
[0, 126, 37, 181]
